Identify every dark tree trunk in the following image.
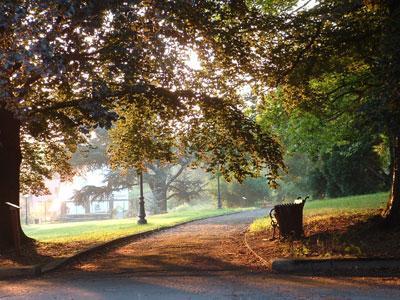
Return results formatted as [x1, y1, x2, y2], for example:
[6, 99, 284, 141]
[0, 108, 26, 248]
[381, 1, 400, 225]
[383, 130, 400, 225]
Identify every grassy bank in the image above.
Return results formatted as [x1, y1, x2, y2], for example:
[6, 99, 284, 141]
[250, 192, 388, 233]
[246, 192, 400, 260]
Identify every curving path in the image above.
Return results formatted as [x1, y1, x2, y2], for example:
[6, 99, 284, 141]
[67, 209, 266, 274]
[1, 209, 400, 299]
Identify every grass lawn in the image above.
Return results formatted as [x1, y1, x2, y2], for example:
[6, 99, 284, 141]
[304, 192, 388, 214]
[23, 207, 246, 243]
[246, 192, 400, 261]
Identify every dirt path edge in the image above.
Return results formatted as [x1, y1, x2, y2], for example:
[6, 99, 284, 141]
[272, 258, 400, 276]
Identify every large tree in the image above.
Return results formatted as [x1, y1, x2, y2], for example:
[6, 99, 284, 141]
[0, 1, 283, 247]
[0, 0, 118, 247]
[257, 87, 390, 199]
[172, 0, 399, 223]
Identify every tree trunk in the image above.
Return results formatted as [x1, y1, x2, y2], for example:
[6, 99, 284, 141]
[0, 108, 25, 248]
[109, 198, 114, 218]
[128, 187, 136, 217]
[381, 1, 400, 225]
[84, 202, 91, 214]
[382, 130, 400, 225]
[146, 169, 168, 214]
[153, 186, 168, 214]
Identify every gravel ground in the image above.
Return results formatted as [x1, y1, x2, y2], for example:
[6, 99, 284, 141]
[1, 209, 400, 300]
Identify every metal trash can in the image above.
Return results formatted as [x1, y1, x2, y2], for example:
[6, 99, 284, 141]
[270, 196, 308, 239]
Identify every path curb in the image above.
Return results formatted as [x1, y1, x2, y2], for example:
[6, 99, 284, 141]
[0, 264, 41, 280]
[272, 258, 400, 275]
[0, 209, 251, 280]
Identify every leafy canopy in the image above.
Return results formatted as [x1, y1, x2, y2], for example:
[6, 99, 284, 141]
[1, 0, 284, 195]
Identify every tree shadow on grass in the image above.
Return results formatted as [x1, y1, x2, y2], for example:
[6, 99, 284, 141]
[302, 214, 400, 258]
[288, 214, 400, 277]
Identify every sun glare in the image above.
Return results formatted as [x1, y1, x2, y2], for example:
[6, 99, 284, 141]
[185, 49, 202, 70]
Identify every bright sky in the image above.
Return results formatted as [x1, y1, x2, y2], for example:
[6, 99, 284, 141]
[186, 49, 202, 70]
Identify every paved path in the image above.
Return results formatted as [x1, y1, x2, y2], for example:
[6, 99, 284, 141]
[1, 210, 400, 299]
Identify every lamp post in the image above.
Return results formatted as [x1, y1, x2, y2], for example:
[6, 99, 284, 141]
[137, 171, 147, 224]
[217, 172, 222, 209]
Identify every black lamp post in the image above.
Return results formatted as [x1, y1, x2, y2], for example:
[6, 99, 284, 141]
[217, 172, 222, 209]
[137, 171, 147, 224]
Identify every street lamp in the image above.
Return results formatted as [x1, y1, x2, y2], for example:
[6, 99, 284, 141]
[217, 172, 222, 209]
[137, 171, 147, 224]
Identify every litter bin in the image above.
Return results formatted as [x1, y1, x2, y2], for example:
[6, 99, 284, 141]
[5, 202, 21, 255]
[269, 196, 308, 239]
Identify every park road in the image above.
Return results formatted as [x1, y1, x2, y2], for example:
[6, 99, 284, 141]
[1, 209, 400, 299]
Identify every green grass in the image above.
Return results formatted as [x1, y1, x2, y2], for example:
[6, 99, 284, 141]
[249, 192, 389, 233]
[304, 192, 388, 215]
[23, 208, 246, 243]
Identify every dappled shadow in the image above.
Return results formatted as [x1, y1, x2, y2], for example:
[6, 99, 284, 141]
[303, 214, 400, 259]
[281, 214, 400, 277]
[247, 212, 400, 277]
[2, 263, 400, 299]
[68, 251, 258, 274]
[0, 238, 53, 267]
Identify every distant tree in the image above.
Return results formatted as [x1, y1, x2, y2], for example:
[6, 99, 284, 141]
[257, 88, 390, 199]
[71, 129, 206, 214]
[209, 176, 270, 207]
[167, 171, 207, 207]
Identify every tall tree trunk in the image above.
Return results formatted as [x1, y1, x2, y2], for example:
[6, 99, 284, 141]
[383, 130, 400, 225]
[381, 0, 400, 225]
[0, 108, 25, 248]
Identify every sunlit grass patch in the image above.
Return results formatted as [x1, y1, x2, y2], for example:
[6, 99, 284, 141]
[249, 216, 271, 233]
[23, 208, 246, 244]
[304, 192, 388, 216]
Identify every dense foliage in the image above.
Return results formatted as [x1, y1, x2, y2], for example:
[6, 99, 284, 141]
[258, 89, 390, 199]
[2, 0, 283, 191]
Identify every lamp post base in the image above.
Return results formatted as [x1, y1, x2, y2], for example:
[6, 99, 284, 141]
[137, 218, 147, 225]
